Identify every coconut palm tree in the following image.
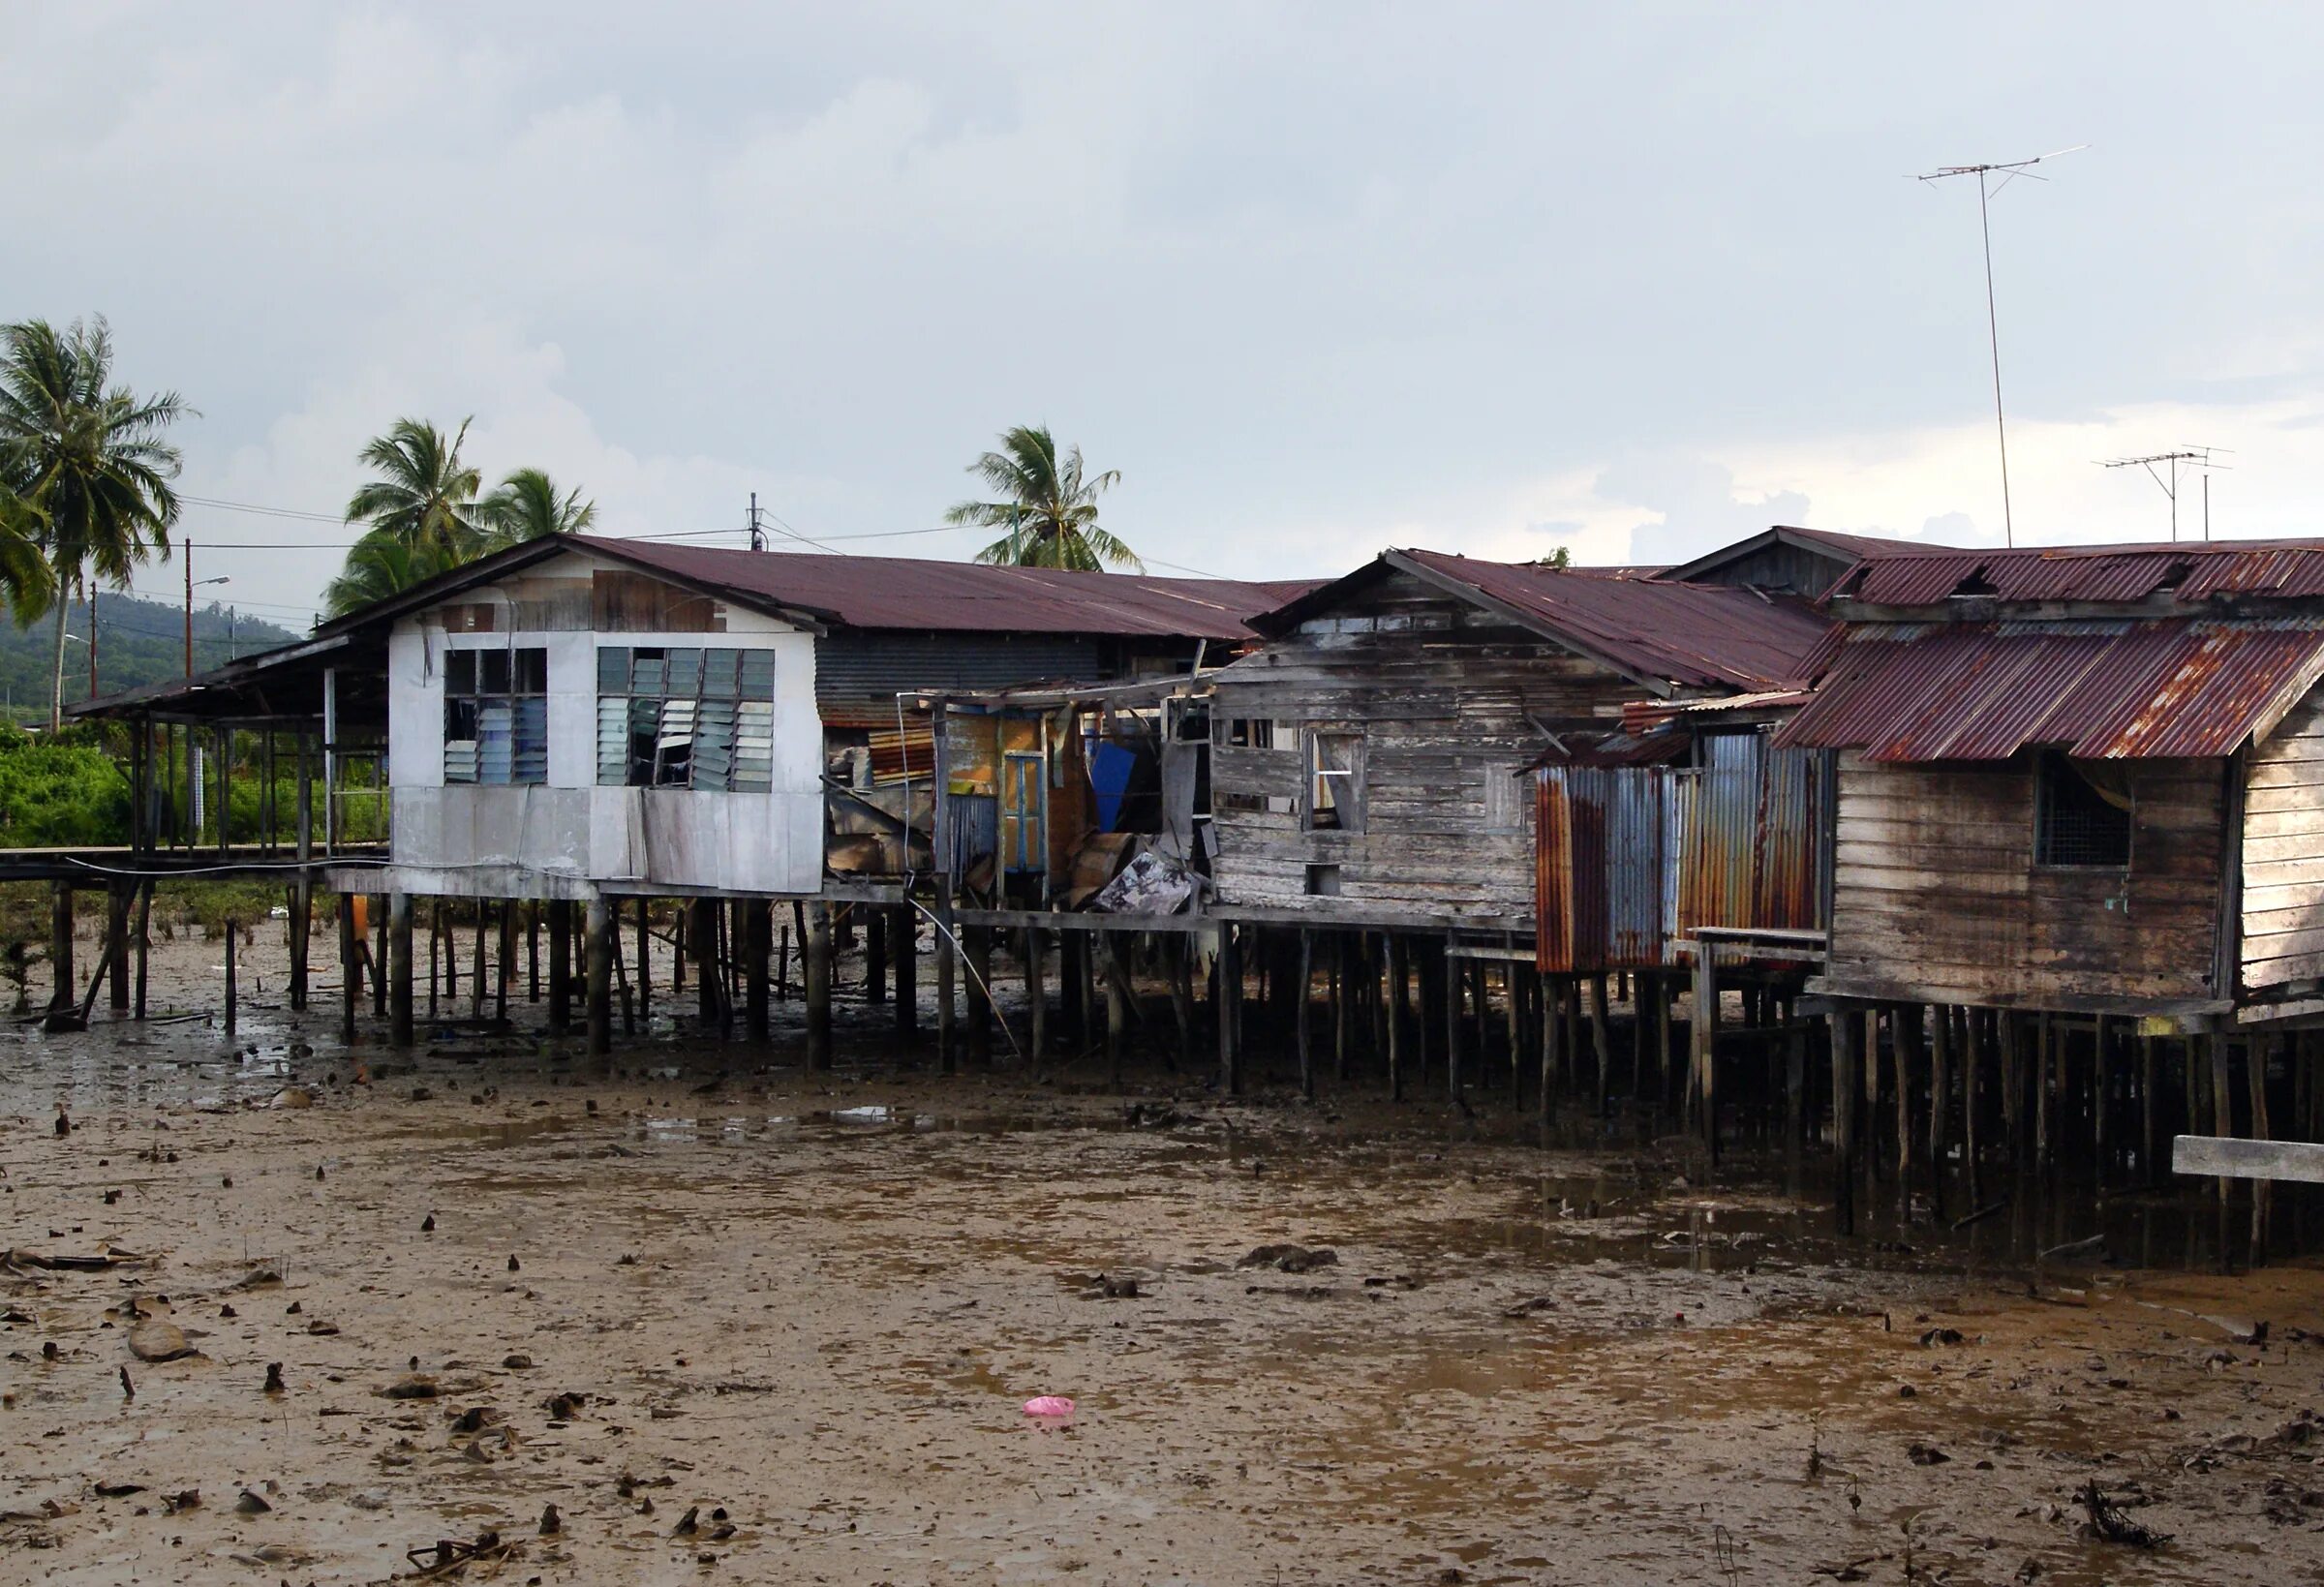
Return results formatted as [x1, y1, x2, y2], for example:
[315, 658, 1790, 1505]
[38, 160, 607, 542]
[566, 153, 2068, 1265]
[0, 317, 189, 728]
[345, 417, 484, 562]
[946, 425, 1139, 571]
[479, 467, 596, 546]
[321, 528, 459, 619]
[0, 488, 53, 626]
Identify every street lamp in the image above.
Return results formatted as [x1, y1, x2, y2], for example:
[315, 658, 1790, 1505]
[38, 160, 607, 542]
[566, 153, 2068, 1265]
[185, 546, 229, 678]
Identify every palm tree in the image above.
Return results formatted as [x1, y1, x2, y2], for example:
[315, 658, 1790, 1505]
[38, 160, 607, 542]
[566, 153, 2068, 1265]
[345, 417, 484, 562]
[321, 528, 458, 619]
[478, 467, 596, 546]
[946, 425, 1139, 571]
[0, 488, 53, 626]
[0, 317, 189, 728]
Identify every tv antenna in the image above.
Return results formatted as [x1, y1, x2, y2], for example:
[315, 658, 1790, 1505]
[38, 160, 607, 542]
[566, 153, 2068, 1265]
[1915, 144, 2087, 547]
[747, 491, 767, 551]
[2099, 445, 2231, 542]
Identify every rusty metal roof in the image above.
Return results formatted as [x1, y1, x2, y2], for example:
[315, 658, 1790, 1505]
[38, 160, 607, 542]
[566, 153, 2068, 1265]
[1775, 617, 2324, 761]
[1832, 538, 2324, 608]
[1391, 549, 1837, 689]
[1251, 548, 1835, 690]
[571, 537, 1316, 639]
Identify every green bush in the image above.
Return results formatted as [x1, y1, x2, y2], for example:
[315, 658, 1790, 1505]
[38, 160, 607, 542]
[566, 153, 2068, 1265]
[0, 723, 131, 846]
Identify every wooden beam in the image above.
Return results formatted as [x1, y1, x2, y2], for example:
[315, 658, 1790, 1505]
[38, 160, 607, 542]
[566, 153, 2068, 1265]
[2173, 1133, 2324, 1183]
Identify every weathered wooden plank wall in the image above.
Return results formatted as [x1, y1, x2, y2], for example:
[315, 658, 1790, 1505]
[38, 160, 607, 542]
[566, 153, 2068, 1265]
[1823, 752, 2225, 1009]
[1207, 572, 1640, 924]
[2242, 690, 2324, 990]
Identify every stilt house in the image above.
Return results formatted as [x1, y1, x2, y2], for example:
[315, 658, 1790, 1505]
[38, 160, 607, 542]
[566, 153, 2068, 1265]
[1776, 538, 2324, 1026]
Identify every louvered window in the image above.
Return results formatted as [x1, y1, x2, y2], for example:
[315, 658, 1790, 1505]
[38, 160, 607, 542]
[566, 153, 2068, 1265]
[444, 646, 548, 785]
[596, 645, 779, 790]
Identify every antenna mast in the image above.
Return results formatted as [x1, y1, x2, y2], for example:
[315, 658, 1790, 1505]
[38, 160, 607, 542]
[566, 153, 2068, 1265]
[1915, 144, 2086, 548]
[747, 491, 767, 552]
[2099, 445, 2231, 542]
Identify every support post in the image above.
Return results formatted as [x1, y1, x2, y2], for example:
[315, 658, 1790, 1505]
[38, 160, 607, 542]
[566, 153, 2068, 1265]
[1101, 933, 1126, 1085]
[1930, 1003, 1953, 1213]
[1444, 937, 1463, 1104]
[1025, 927, 1047, 1067]
[1832, 1001, 1861, 1235]
[132, 881, 151, 1021]
[107, 884, 130, 1014]
[1691, 943, 1717, 1155]
[966, 925, 994, 1068]
[1540, 971, 1562, 1125]
[690, 899, 719, 1026]
[584, 895, 612, 1060]
[338, 895, 357, 1044]
[388, 893, 413, 1047]
[1297, 930, 1315, 1099]
[290, 734, 313, 1009]
[745, 900, 772, 1041]
[1217, 922, 1242, 1095]
[547, 899, 572, 1035]
[891, 905, 917, 1037]
[1386, 934, 1405, 1102]
[372, 894, 388, 1019]
[636, 898, 652, 1019]
[223, 917, 237, 1036]
[806, 900, 834, 1071]
[934, 881, 957, 1075]
[866, 908, 888, 1004]
[47, 881, 73, 1017]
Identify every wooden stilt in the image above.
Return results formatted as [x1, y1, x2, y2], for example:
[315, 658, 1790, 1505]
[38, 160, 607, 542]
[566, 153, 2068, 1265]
[372, 895, 388, 1019]
[496, 900, 512, 1022]
[1386, 934, 1405, 1102]
[1334, 935, 1353, 1087]
[1539, 971, 1562, 1124]
[132, 881, 150, 1021]
[1168, 935, 1195, 1069]
[470, 901, 486, 1019]
[2210, 1033, 2235, 1204]
[1296, 930, 1315, 1099]
[892, 905, 918, 1036]
[1832, 1003, 1861, 1236]
[584, 895, 611, 1059]
[1025, 928, 1047, 1067]
[388, 894, 413, 1047]
[866, 909, 889, 1005]
[2139, 1031, 2158, 1188]
[438, 900, 451, 1006]
[547, 899, 572, 1035]
[106, 884, 130, 1014]
[1102, 934, 1126, 1085]
[746, 900, 772, 1040]
[934, 882, 957, 1075]
[806, 900, 834, 1071]
[1590, 972, 1613, 1114]
[223, 917, 238, 1037]
[689, 899, 719, 1026]
[1444, 938, 1464, 1104]
[966, 925, 994, 1068]
[338, 896, 357, 1045]
[1929, 1003, 1952, 1211]
[527, 901, 539, 1002]
[1217, 922, 1242, 1095]
[47, 882, 73, 1017]
[1690, 946, 1716, 1151]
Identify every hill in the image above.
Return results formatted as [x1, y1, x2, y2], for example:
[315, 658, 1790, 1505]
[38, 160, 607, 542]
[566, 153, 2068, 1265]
[0, 594, 302, 726]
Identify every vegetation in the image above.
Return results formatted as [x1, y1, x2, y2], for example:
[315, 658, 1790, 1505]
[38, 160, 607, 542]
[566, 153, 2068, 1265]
[0, 591, 295, 727]
[327, 417, 596, 617]
[0, 721, 129, 845]
[0, 317, 191, 729]
[948, 425, 1139, 571]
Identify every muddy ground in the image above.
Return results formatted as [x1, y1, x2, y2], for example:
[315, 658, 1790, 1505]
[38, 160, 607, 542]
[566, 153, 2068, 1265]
[5, 922, 2324, 1585]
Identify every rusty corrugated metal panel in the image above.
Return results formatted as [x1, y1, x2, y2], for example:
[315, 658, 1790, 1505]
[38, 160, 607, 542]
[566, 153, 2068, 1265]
[1534, 765, 1670, 972]
[1837, 539, 2324, 609]
[1394, 549, 1837, 689]
[1675, 732, 1823, 936]
[1777, 618, 2324, 761]
[568, 535, 1312, 640]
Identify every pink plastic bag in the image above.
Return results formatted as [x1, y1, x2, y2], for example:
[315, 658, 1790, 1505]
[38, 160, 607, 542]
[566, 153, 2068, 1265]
[1022, 1395, 1076, 1418]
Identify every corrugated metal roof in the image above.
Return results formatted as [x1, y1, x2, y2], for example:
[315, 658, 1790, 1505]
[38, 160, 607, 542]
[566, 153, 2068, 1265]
[1834, 538, 2324, 608]
[1775, 617, 2324, 761]
[568, 536, 1313, 640]
[1391, 550, 1837, 689]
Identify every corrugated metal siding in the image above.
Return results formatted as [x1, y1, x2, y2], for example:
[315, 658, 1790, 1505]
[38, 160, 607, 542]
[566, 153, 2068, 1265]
[816, 633, 1106, 726]
[1538, 732, 1824, 972]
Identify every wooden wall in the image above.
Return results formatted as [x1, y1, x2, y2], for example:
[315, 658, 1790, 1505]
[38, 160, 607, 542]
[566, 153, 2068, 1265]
[2243, 690, 2324, 992]
[1823, 752, 2226, 1013]
[1206, 571, 1640, 925]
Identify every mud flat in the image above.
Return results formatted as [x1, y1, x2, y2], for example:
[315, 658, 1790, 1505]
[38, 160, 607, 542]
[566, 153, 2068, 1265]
[3, 927, 2323, 1584]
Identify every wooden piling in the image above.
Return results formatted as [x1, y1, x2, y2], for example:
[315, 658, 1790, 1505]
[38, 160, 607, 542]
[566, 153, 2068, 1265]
[106, 884, 130, 1014]
[690, 899, 719, 1026]
[372, 896, 388, 1019]
[1832, 1003, 1861, 1235]
[1539, 971, 1562, 1125]
[934, 882, 957, 1075]
[745, 900, 772, 1040]
[1102, 934, 1126, 1085]
[966, 925, 994, 1068]
[892, 905, 917, 1035]
[1590, 972, 1614, 1114]
[2209, 1033, 2234, 1204]
[388, 894, 413, 1047]
[546, 899, 572, 1035]
[1217, 923, 1242, 1095]
[1443, 939, 1464, 1104]
[338, 896, 357, 1045]
[1025, 927, 1047, 1066]
[526, 901, 539, 1002]
[1929, 1003, 1952, 1211]
[1689, 945, 1716, 1149]
[866, 909, 889, 1005]
[1385, 934, 1405, 1102]
[47, 881, 73, 1017]
[806, 900, 834, 1071]
[496, 901, 513, 1022]
[584, 896, 612, 1059]
[1296, 930, 1315, 1098]
[132, 881, 150, 1021]
[636, 898, 652, 1018]
[223, 917, 238, 1037]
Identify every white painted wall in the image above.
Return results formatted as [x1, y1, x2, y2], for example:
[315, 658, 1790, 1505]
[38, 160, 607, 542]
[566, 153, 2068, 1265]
[384, 544, 824, 896]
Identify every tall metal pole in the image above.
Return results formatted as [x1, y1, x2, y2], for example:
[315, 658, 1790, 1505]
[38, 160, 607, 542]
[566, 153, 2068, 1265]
[183, 546, 193, 678]
[88, 590, 97, 699]
[1976, 171, 2013, 548]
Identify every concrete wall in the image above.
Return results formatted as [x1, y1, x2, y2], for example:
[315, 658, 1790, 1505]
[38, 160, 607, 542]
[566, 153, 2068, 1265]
[384, 544, 824, 897]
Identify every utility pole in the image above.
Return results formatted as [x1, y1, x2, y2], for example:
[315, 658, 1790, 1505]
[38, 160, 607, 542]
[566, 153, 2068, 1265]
[2100, 447, 2230, 542]
[184, 545, 193, 678]
[747, 492, 766, 552]
[1915, 145, 2086, 547]
[88, 590, 98, 700]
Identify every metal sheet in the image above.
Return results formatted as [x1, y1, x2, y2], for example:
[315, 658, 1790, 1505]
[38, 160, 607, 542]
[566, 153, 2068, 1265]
[1779, 618, 2324, 762]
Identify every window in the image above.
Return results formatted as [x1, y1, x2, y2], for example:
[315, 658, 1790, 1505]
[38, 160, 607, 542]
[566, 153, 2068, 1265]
[1483, 765, 1525, 833]
[596, 646, 778, 791]
[1304, 729, 1364, 832]
[1225, 717, 1278, 748]
[2035, 751, 2131, 868]
[444, 646, 547, 785]
[1304, 863, 1342, 897]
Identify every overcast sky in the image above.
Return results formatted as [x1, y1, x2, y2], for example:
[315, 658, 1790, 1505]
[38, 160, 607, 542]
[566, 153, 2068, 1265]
[10, 3, 2324, 626]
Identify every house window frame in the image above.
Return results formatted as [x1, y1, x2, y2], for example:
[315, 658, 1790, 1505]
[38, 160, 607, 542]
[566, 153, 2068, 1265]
[2033, 749, 2133, 870]
[1302, 727, 1365, 833]
[595, 644, 779, 792]
[443, 643, 548, 786]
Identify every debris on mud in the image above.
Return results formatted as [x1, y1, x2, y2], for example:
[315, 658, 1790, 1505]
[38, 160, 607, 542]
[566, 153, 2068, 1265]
[2078, 1480, 2171, 1547]
[1238, 1243, 1337, 1273]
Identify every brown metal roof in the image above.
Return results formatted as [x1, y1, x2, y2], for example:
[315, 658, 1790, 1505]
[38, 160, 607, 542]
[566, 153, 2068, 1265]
[1391, 549, 1838, 690]
[1832, 537, 2324, 608]
[568, 537, 1314, 640]
[1774, 618, 2324, 761]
